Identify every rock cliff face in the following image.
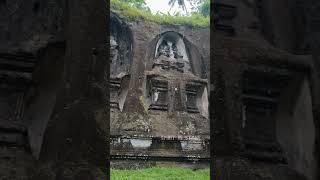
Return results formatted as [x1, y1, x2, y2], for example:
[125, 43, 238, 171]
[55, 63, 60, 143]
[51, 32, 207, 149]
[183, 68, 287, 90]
[0, 0, 108, 179]
[213, 0, 319, 180]
[109, 12, 210, 166]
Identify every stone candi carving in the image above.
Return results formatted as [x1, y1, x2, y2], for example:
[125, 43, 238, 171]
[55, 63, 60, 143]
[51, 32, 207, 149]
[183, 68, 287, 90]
[152, 32, 193, 74]
[154, 40, 186, 73]
[109, 29, 131, 111]
[110, 28, 209, 164]
[0, 51, 35, 147]
[110, 35, 119, 76]
[240, 70, 289, 163]
[146, 31, 208, 116]
[148, 79, 168, 111]
[157, 40, 183, 59]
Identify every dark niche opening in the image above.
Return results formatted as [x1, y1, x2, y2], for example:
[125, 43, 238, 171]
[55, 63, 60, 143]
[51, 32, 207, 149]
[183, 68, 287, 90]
[149, 138, 182, 152]
[185, 81, 208, 116]
[33, 1, 40, 14]
[147, 78, 168, 111]
[241, 70, 290, 163]
[0, 52, 35, 148]
[109, 14, 133, 112]
[153, 31, 191, 73]
[186, 83, 200, 113]
[110, 14, 133, 77]
[0, 0, 5, 6]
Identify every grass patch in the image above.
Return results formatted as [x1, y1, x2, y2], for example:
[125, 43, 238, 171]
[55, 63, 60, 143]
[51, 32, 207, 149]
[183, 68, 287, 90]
[111, 0, 209, 28]
[111, 167, 210, 180]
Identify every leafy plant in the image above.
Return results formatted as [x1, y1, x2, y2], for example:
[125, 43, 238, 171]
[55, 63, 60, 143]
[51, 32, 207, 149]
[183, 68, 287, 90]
[198, 0, 210, 17]
[110, 0, 209, 27]
[125, 0, 151, 12]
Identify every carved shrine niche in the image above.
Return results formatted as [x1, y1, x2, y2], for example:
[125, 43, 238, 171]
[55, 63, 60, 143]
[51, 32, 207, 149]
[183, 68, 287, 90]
[153, 32, 191, 73]
[185, 81, 208, 115]
[110, 15, 132, 78]
[110, 78, 121, 110]
[0, 89, 24, 122]
[149, 137, 182, 152]
[172, 83, 183, 112]
[144, 31, 209, 115]
[109, 75, 130, 111]
[147, 78, 168, 111]
[110, 16, 132, 111]
[241, 70, 290, 162]
[186, 83, 201, 113]
[110, 35, 131, 77]
[0, 52, 35, 147]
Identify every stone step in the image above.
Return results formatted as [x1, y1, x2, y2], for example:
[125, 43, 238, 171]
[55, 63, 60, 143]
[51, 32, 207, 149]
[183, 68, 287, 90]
[149, 104, 168, 111]
[0, 120, 26, 133]
[0, 120, 27, 147]
[110, 101, 120, 109]
[111, 154, 210, 162]
[241, 149, 287, 163]
[0, 132, 27, 147]
[187, 106, 199, 113]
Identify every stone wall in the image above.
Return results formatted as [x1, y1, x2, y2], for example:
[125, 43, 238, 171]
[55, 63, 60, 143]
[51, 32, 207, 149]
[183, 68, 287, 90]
[110, 12, 210, 164]
[213, 0, 319, 179]
[0, 0, 108, 179]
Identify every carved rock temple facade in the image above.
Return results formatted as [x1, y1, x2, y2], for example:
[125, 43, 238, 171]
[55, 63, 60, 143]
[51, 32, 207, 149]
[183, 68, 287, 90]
[213, 0, 320, 179]
[110, 13, 210, 166]
[1, 0, 320, 179]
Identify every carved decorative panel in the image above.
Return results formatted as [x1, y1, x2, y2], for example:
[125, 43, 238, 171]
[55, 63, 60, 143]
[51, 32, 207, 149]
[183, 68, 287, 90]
[0, 52, 34, 147]
[109, 16, 132, 111]
[153, 32, 191, 73]
[148, 78, 168, 111]
[186, 83, 200, 113]
[110, 78, 121, 109]
[241, 70, 290, 162]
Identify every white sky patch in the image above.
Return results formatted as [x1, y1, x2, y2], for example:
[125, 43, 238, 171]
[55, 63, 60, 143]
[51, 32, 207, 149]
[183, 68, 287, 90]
[145, 0, 193, 16]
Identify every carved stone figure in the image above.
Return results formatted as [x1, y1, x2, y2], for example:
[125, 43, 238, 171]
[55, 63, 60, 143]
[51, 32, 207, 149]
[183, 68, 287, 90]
[172, 43, 183, 59]
[110, 35, 119, 76]
[157, 40, 170, 58]
[157, 40, 184, 60]
[154, 38, 189, 72]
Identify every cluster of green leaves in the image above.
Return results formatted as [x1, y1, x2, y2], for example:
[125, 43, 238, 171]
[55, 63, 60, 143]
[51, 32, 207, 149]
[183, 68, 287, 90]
[111, 167, 210, 180]
[125, 0, 151, 11]
[198, 0, 210, 17]
[110, 0, 209, 27]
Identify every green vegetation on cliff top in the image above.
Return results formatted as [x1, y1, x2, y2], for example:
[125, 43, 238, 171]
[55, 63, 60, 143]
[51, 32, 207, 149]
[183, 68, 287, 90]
[111, 0, 210, 27]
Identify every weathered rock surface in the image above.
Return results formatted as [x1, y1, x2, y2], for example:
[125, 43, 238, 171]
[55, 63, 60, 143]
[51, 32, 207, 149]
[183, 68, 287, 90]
[213, 0, 320, 179]
[0, 0, 108, 179]
[109, 12, 210, 166]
